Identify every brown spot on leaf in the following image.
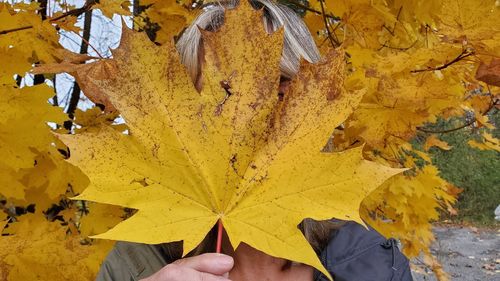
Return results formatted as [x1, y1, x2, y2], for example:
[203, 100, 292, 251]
[326, 88, 340, 101]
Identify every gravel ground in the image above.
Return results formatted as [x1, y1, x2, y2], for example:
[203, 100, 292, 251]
[411, 225, 499, 281]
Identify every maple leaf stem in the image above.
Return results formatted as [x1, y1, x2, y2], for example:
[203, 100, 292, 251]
[216, 219, 223, 254]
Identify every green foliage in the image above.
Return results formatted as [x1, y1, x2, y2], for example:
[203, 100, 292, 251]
[418, 116, 499, 225]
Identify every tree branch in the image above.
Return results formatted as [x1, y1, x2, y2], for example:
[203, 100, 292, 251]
[65, 9, 93, 128]
[33, 0, 48, 86]
[411, 49, 474, 73]
[417, 98, 499, 134]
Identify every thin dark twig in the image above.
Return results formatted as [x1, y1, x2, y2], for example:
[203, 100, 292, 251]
[417, 98, 499, 134]
[50, 0, 95, 22]
[382, 25, 395, 36]
[319, 0, 339, 47]
[0, 0, 96, 35]
[0, 25, 33, 35]
[329, 21, 342, 44]
[394, 6, 403, 27]
[486, 84, 492, 96]
[330, 21, 341, 33]
[425, 24, 430, 48]
[318, 36, 329, 48]
[418, 119, 477, 134]
[71, 26, 104, 58]
[382, 6, 402, 37]
[411, 49, 474, 73]
[379, 40, 417, 51]
[286, 0, 340, 20]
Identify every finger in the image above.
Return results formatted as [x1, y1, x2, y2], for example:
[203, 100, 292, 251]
[194, 270, 232, 281]
[157, 264, 232, 281]
[172, 253, 234, 275]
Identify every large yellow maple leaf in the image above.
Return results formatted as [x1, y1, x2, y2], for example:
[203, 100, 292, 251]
[56, 3, 400, 276]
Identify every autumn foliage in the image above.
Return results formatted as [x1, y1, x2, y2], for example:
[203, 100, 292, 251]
[0, 0, 499, 280]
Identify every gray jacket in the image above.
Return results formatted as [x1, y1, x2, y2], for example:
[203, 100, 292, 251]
[96, 222, 413, 281]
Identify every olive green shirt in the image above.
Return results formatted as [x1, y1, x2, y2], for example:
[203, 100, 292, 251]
[96, 242, 171, 281]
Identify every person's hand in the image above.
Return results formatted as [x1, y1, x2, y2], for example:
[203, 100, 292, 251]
[140, 253, 234, 281]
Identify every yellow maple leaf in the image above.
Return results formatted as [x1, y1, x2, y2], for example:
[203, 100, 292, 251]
[424, 135, 452, 151]
[0, 8, 61, 64]
[0, 172, 25, 199]
[362, 165, 457, 257]
[423, 253, 450, 281]
[414, 150, 432, 163]
[72, 107, 126, 133]
[94, 0, 131, 19]
[310, 0, 396, 48]
[79, 202, 124, 237]
[0, 47, 31, 84]
[464, 94, 493, 114]
[0, 85, 66, 200]
[0, 214, 114, 281]
[438, 0, 500, 46]
[390, 0, 442, 26]
[50, 3, 401, 277]
[344, 43, 468, 149]
[468, 132, 500, 152]
[303, 11, 326, 44]
[475, 114, 495, 129]
[138, 0, 197, 44]
[16, 151, 89, 203]
[51, 11, 81, 33]
[0, 87, 63, 177]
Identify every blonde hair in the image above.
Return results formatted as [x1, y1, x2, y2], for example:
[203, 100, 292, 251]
[176, 0, 321, 87]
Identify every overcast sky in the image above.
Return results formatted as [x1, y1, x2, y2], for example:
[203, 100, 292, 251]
[54, 0, 130, 111]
